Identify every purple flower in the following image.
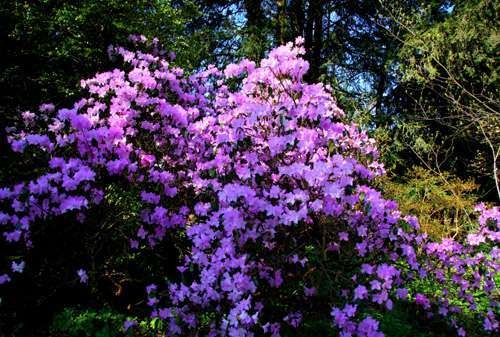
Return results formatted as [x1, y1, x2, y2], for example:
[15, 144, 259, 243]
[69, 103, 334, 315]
[0, 274, 11, 284]
[11, 261, 25, 273]
[270, 271, 283, 288]
[354, 285, 368, 300]
[130, 239, 139, 249]
[159, 308, 172, 319]
[140, 191, 160, 204]
[77, 269, 88, 283]
[123, 319, 137, 331]
[1, 37, 499, 337]
[343, 304, 357, 317]
[284, 312, 302, 328]
[146, 284, 157, 295]
[483, 316, 498, 331]
[22, 111, 36, 124]
[467, 233, 486, 246]
[360, 263, 374, 275]
[339, 231, 349, 241]
[376, 263, 398, 281]
[415, 293, 431, 310]
[357, 316, 382, 337]
[395, 288, 408, 299]
[4, 230, 22, 242]
[194, 202, 210, 216]
[137, 226, 147, 239]
[39, 103, 55, 112]
[304, 286, 316, 297]
[331, 307, 348, 326]
[59, 196, 88, 213]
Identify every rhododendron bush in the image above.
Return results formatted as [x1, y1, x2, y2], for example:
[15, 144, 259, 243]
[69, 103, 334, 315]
[1, 36, 498, 336]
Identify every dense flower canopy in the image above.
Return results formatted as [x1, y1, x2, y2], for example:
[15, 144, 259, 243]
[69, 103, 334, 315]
[0, 36, 498, 336]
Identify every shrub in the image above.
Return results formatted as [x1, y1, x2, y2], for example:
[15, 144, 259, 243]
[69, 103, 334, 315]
[0, 36, 498, 336]
[377, 166, 478, 239]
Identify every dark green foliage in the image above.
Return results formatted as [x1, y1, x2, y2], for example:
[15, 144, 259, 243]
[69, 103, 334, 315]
[382, 0, 500, 199]
[0, 0, 223, 156]
[50, 307, 128, 337]
[369, 301, 451, 337]
[377, 166, 478, 239]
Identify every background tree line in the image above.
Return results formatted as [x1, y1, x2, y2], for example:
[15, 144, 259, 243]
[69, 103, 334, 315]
[2, 0, 497, 199]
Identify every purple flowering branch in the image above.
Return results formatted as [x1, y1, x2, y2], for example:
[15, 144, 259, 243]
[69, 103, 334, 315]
[0, 36, 498, 336]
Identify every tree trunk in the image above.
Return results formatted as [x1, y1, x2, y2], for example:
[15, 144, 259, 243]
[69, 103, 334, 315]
[244, 0, 263, 28]
[305, 0, 324, 82]
[276, 0, 286, 44]
[288, 0, 304, 39]
[244, 0, 265, 59]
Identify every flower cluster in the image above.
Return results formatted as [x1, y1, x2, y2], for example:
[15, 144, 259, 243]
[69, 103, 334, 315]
[0, 36, 498, 336]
